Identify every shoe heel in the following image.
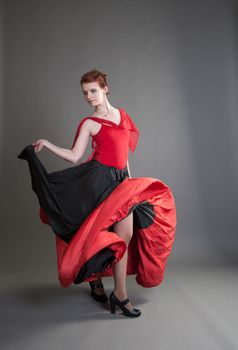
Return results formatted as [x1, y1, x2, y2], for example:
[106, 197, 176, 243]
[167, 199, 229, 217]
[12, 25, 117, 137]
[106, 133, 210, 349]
[110, 301, 116, 314]
[109, 291, 141, 318]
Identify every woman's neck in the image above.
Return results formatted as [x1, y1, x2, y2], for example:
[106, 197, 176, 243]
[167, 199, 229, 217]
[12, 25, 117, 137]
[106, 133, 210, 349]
[94, 102, 115, 117]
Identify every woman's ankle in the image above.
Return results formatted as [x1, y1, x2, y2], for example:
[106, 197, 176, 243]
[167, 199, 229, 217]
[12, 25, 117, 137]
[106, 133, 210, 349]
[113, 289, 128, 300]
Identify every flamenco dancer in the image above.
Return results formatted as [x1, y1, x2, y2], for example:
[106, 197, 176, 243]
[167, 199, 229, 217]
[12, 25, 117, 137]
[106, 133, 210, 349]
[17, 69, 177, 318]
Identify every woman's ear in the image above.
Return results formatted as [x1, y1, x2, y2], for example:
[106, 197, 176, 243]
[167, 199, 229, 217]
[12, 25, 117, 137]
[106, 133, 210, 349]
[104, 86, 109, 94]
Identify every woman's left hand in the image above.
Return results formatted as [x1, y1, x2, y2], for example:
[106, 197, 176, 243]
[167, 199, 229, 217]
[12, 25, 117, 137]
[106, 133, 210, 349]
[32, 139, 49, 152]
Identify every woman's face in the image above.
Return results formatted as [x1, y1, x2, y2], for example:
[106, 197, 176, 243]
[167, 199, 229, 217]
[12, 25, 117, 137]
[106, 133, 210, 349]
[82, 82, 108, 106]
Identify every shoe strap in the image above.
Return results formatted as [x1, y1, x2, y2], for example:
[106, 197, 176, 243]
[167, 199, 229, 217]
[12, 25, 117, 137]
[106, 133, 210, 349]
[121, 298, 130, 305]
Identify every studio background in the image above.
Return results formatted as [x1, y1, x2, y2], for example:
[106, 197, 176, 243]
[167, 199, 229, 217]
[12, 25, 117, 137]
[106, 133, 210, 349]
[1, 1, 238, 350]
[1, 0, 238, 277]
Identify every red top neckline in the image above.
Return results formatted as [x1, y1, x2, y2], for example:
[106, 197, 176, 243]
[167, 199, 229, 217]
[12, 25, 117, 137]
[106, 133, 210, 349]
[88, 107, 123, 127]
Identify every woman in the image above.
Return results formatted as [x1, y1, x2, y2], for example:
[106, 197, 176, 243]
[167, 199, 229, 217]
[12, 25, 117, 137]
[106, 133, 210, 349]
[17, 69, 177, 318]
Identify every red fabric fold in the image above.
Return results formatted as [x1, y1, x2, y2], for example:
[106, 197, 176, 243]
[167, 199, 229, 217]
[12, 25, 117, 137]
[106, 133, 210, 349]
[40, 177, 177, 288]
[123, 111, 140, 153]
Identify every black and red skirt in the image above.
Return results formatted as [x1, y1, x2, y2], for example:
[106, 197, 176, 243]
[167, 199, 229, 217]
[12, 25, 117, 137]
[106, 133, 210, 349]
[17, 145, 177, 288]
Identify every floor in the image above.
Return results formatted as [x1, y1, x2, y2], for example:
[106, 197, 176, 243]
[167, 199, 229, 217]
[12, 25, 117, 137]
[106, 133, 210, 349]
[1, 261, 238, 350]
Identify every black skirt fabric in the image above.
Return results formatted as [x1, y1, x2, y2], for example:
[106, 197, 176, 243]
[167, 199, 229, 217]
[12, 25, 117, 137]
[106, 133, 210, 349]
[17, 145, 129, 243]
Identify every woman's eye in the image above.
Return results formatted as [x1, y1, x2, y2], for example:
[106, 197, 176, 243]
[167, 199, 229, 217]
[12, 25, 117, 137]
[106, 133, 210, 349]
[83, 89, 96, 95]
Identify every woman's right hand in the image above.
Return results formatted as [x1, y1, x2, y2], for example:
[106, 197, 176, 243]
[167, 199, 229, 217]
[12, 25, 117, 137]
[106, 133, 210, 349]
[32, 139, 48, 152]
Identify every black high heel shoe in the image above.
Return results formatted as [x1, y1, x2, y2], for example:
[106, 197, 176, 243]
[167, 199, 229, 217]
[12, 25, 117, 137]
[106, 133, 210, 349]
[109, 291, 141, 318]
[89, 281, 108, 303]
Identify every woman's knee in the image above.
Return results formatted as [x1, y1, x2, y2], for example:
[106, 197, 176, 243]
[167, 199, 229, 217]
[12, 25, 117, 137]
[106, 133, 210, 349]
[121, 230, 133, 245]
[113, 212, 133, 244]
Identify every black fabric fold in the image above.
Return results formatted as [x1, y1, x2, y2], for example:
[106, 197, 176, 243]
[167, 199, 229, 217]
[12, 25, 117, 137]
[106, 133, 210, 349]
[17, 145, 129, 242]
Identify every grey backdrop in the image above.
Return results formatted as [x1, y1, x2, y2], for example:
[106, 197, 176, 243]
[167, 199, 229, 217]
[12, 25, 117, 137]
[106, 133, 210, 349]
[1, 0, 238, 276]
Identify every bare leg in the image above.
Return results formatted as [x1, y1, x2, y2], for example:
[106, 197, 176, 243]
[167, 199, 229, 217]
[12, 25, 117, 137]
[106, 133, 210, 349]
[112, 211, 134, 310]
[90, 212, 133, 303]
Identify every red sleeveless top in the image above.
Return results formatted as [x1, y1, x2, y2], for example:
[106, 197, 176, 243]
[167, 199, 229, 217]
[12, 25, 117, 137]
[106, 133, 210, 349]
[71, 108, 140, 169]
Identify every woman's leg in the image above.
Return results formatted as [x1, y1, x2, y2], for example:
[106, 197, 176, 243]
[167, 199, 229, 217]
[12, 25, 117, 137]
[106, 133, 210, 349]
[112, 211, 134, 310]
[91, 212, 133, 303]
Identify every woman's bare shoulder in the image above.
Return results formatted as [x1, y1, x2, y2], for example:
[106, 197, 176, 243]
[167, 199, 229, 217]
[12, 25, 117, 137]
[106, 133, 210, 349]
[80, 118, 102, 136]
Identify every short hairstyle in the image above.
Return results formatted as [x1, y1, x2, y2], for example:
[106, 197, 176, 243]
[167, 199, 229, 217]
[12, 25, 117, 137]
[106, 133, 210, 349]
[80, 69, 110, 95]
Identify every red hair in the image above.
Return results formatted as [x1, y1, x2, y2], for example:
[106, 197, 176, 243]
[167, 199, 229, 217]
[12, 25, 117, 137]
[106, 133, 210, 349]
[80, 69, 110, 95]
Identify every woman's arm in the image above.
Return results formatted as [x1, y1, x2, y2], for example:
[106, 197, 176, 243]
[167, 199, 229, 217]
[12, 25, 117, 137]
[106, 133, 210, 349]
[127, 159, 132, 178]
[32, 139, 76, 163]
[32, 120, 91, 163]
[46, 141, 77, 163]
